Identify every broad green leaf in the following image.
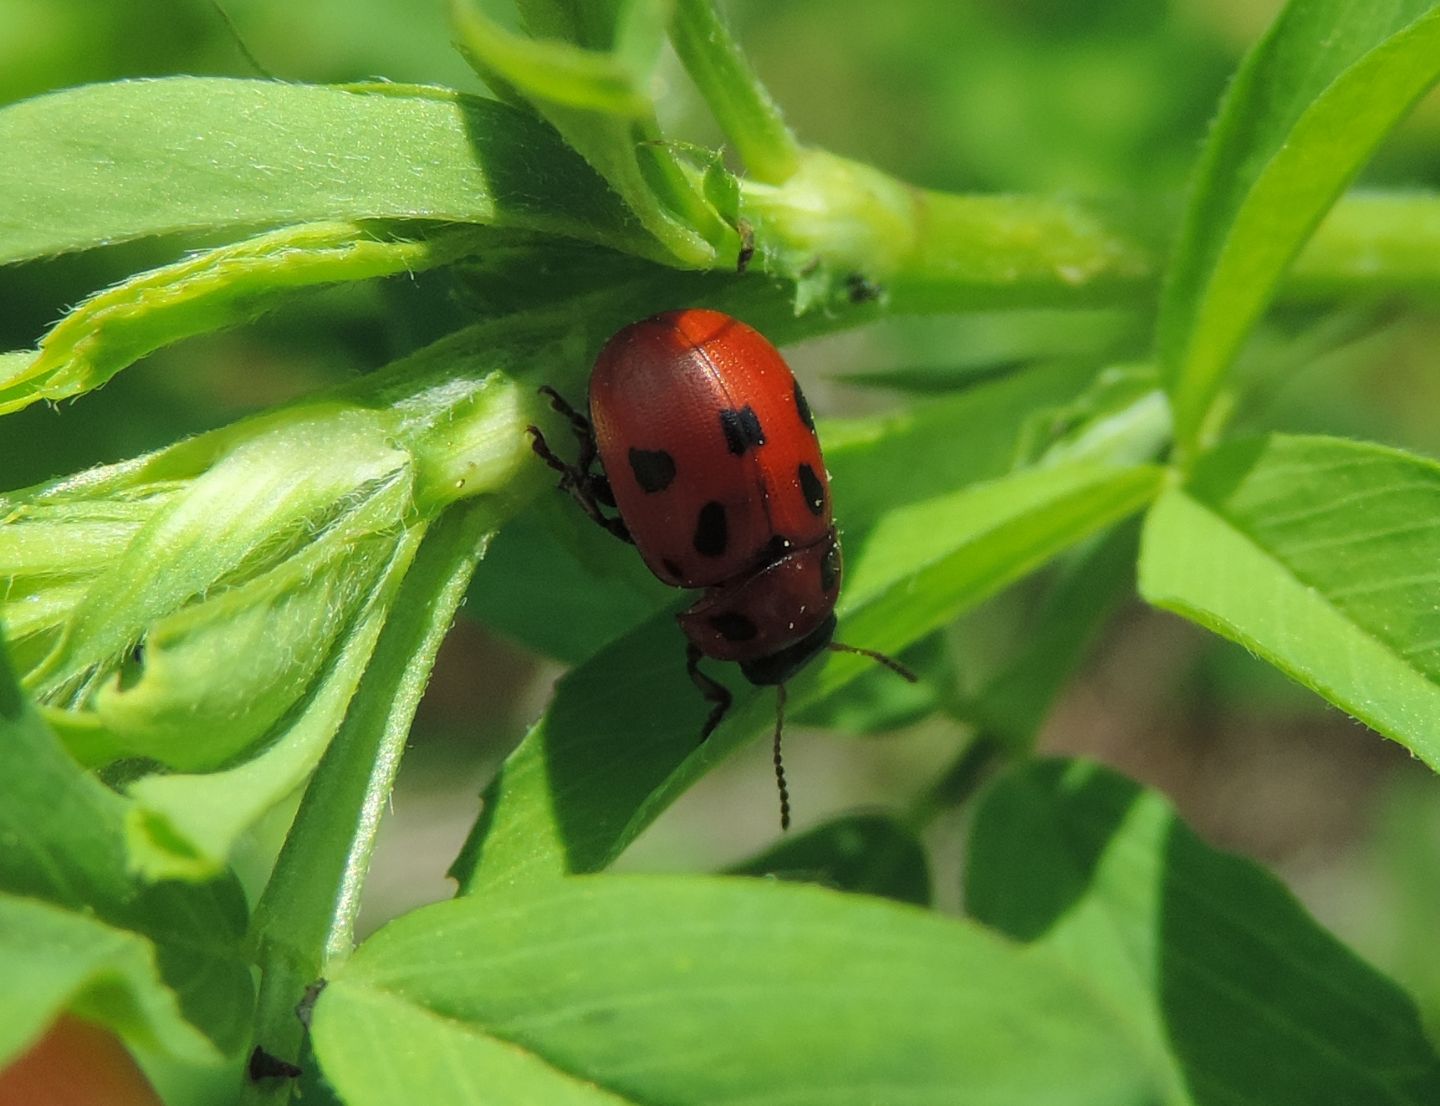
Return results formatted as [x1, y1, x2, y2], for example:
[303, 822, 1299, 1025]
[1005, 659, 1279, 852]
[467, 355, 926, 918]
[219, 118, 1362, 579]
[0, 222, 486, 414]
[0, 642, 252, 1060]
[0, 78, 659, 266]
[451, 0, 725, 267]
[1139, 434, 1440, 772]
[0, 895, 224, 1070]
[312, 877, 1157, 1105]
[454, 458, 1162, 894]
[1160, 1, 1440, 452]
[725, 813, 931, 904]
[465, 492, 667, 664]
[967, 759, 1440, 1105]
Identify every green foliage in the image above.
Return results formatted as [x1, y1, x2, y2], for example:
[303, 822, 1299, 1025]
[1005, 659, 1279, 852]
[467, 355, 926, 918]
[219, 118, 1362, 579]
[1159, 1, 1440, 455]
[968, 760, 1440, 1104]
[1, 2, 1439, 1104]
[1140, 435, 1440, 772]
[312, 877, 1156, 1105]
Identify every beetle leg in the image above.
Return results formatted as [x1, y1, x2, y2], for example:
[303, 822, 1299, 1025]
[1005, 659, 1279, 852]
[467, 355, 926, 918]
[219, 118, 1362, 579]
[526, 424, 633, 544]
[686, 643, 732, 741]
[538, 385, 598, 466]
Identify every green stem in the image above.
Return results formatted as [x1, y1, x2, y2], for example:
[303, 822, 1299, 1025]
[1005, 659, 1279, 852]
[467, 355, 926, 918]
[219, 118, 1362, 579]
[904, 736, 1004, 832]
[1285, 190, 1440, 298]
[742, 157, 1440, 311]
[240, 503, 494, 1104]
[670, 0, 800, 183]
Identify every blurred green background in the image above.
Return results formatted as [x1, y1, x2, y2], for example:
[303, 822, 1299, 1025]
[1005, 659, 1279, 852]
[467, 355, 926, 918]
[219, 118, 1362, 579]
[2, 0, 1437, 1041]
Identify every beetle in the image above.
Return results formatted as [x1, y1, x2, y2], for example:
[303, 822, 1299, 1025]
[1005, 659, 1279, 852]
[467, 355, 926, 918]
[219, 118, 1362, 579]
[528, 308, 914, 828]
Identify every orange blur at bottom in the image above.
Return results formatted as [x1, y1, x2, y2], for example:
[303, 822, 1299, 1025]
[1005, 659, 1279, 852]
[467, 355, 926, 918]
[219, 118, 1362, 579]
[0, 1015, 164, 1106]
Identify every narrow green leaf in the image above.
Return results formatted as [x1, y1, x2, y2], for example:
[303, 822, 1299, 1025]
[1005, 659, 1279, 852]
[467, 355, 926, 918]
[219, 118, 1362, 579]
[246, 501, 496, 1082]
[965, 523, 1138, 751]
[824, 359, 1103, 525]
[1288, 190, 1440, 298]
[670, 0, 800, 183]
[451, 0, 724, 267]
[0, 641, 253, 1059]
[452, 6, 653, 115]
[454, 459, 1162, 893]
[725, 813, 931, 904]
[1160, 1, 1440, 453]
[0, 78, 659, 266]
[1139, 434, 1440, 772]
[0, 222, 486, 415]
[312, 877, 1157, 1105]
[967, 759, 1440, 1104]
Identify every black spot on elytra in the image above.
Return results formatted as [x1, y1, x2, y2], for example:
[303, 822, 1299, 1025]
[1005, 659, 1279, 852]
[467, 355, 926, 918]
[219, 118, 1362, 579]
[798, 463, 826, 517]
[709, 612, 759, 642]
[820, 539, 842, 594]
[793, 381, 815, 432]
[628, 447, 676, 493]
[719, 405, 766, 455]
[694, 501, 728, 556]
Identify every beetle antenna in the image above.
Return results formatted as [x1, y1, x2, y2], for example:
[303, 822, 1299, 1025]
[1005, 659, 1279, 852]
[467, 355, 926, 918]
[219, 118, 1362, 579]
[773, 684, 791, 832]
[827, 641, 919, 682]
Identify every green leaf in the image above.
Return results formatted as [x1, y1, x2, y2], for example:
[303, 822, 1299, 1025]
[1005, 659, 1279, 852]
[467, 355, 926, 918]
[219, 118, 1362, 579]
[669, 0, 799, 183]
[451, 0, 726, 267]
[1160, 1, 1440, 453]
[466, 492, 667, 664]
[0, 78, 659, 267]
[246, 500, 498, 1082]
[966, 759, 1440, 1104]
[312, 877, 1157, 1105]
[22, 404, 415, 718]
[1139, 434, 1440, 772]
[725, 813, 931, 904]
[0, 222, 485, 415]
[95, 534, 402, 770]
[454, 457, 1162, 894]
[123, 526, 424, 881]
[824, 360, 1105, 521]
[0, 895, 225, 1070]
[965, 522, 1138, 751]
[0, 640, 253, 1061]
[5, 314, 563, 875]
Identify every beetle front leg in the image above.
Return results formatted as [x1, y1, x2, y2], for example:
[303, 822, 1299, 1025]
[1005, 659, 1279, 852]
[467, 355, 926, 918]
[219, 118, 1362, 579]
[686, 643, 732, 741]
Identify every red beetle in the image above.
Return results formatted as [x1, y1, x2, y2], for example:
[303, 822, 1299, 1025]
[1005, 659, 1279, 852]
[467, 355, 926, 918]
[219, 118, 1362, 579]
[529, 309, 914, 827]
